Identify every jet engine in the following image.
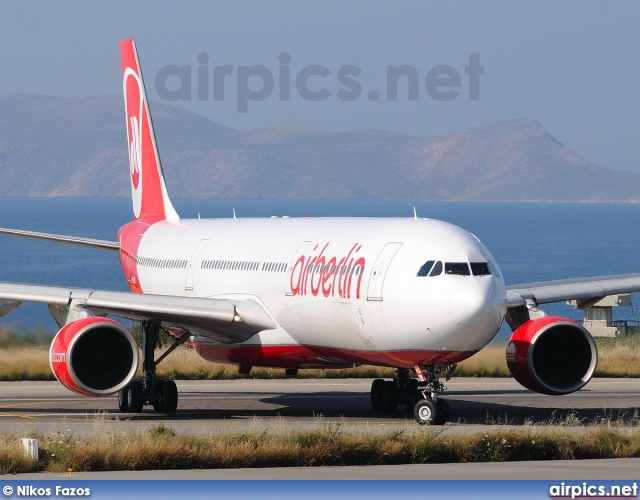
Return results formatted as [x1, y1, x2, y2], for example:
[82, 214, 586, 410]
[506, 316, 597, 395]
[49, 317, 139, 396]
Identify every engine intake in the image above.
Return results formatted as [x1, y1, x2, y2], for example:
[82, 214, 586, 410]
[49, 317, 139, 396]
[506, 316, 597, 395]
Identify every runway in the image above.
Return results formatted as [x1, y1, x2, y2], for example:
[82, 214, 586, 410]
[1, 377, 640, 479]
[0, 377, 638, 435]
[5, 458, 640, 480]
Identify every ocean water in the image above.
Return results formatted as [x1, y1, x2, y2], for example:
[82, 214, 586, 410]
[1, 198, 640, 340]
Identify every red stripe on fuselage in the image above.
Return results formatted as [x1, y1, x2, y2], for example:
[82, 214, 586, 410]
[192, 342, 477, 370]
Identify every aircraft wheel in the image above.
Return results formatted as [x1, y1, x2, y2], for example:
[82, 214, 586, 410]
[371, 379, 385, 412]
[153, 380, 178, 413]
[382, 381, 399, 412]
[413, 398, 438, 425]
[162, 380, 178, 413]
[117, 387, 129, 412]
[126, 381, 144, 413]
[405, 379, 419, 410]
[435, 398, 450, 425]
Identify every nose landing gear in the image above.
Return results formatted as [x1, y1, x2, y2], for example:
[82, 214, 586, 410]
[369, 364, 454, 425]
[413, 395, 450, 425]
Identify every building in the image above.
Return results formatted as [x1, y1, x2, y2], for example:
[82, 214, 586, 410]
[567, 294, 640, 337]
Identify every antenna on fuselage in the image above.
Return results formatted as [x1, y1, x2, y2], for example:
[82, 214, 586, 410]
[233, 208, 237, 220]
[413, 206, 418, 220]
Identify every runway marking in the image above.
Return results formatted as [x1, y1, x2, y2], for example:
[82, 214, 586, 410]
[0, 411, 36, 419]
[0, 412, 119, 422]
[0, 401, 119, 422]
[0, 401, 56, 408]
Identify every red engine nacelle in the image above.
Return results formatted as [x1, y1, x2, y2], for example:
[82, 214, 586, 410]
[49, 317, 139, 397]
[506, 316, 597, 395]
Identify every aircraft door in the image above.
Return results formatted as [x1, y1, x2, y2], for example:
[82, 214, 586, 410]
[366, 242, 402, 301]
[185, 239, 209, 291]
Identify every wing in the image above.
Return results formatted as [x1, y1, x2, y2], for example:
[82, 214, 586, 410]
[0, 227, 119, 251]
[0, 282, 275, 344]
[507, 273, 640, 309]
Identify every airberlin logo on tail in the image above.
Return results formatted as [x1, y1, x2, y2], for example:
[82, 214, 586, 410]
[123, 67, 144, 218]
[289, 243, 366, 299]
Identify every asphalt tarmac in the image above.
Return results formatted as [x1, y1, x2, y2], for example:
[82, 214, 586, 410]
[4, 458, 640, 480]
[0, 378, 639, 434]
[1, 378, 639, 479]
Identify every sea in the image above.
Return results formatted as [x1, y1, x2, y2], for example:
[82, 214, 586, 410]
[1, 198, 640, 342]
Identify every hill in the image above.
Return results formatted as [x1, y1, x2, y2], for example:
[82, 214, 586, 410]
[0, 93, 637, 202]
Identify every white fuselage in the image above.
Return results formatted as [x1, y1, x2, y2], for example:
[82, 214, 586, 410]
[128, 216, 507, 369]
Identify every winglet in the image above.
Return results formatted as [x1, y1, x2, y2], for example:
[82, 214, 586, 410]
[120, 39, 179, 223]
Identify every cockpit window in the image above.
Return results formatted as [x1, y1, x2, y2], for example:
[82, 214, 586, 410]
[445, 262, 470, 276]
[429, 261, 443, 276]
[470, 262, 491, 276]
[488, 261, 501, 277]
[417, 260, 435, 277]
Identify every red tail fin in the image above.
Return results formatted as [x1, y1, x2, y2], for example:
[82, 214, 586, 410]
[120, 39, 179, 223]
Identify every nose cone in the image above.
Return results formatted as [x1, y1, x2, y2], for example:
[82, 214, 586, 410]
[449, 278, 487, 324]
[449, 278, 498, 323]
[447, 277, 506, 348]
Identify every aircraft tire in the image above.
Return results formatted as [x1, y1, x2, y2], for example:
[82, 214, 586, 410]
[435, 398, 450, 425]
[153, 380, 178, 413]
[117, 387, 129, 412]
[127, 381, 144, 413]
[371, 379, 386, 411]
[382, 380, 399, 412]
[405, 378, 419, 410]
[413, 398, 438, 425]
[162, 380, 178, 413]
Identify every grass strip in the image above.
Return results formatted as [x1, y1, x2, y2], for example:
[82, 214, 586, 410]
[0, 336, 639, 381]
[2, 422, 640, 474]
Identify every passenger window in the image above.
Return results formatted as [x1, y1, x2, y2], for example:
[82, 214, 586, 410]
[429, 261, 442, 276]
[445, 262, 470, 276]
[417, 260, 435, 277]
[470, 262, 491, 276]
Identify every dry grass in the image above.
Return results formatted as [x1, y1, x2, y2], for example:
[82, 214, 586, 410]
[0, 346, 54, 381]
[0, 433, 38, 474]
[456, 345, 510, 377]
[0, 336, 639, 381]
[453, 336, 640, 378]
[595, 336, 640, 377]
[3, 419, 640, 473]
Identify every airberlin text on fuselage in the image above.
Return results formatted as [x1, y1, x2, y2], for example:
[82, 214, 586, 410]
[289, 242, 366, 299]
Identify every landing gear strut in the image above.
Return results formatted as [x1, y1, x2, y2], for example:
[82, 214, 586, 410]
[118, 320, 189, 413]
[412, 364, 453, 425]
[369, 364, 454, 425]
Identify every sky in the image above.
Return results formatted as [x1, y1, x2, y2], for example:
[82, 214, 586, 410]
[1, 0, 639, 173]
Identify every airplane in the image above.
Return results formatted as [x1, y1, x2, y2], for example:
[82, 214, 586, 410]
[1, 39, 640, 425]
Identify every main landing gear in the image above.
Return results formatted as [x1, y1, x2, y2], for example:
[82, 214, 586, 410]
[118, 320, 190, 414]
[370, 364, 454, 425]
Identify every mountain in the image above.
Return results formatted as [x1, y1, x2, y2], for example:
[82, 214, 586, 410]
[0, 92, 638, 202]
